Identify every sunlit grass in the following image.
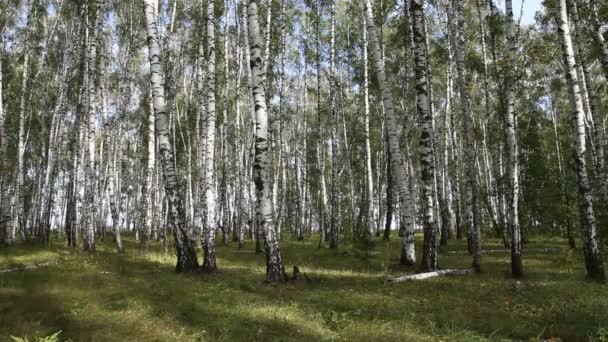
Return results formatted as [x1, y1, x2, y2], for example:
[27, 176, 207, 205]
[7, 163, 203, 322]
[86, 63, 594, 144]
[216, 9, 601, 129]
[1, 233, 607, 341]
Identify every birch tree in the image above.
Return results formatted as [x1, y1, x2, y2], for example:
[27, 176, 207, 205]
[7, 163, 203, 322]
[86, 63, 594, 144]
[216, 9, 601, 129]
[329, 0, 340, 248]
[11, 0, 36, 245]
[82, 0, 105, 252]
[570, 0, 608, 209]
[556, 0, 605, 282]
[453, 0, 481, 271]
[202, 0, 218, 273]
[505, 0, 523, 278]
[143, 0, 199, 272]
[248, 0, 287, 282]
[0, 35, 8, 245]
[411, 0, 438, 272]
[362, 10, 375, 241]
[364, 0, 416, 265]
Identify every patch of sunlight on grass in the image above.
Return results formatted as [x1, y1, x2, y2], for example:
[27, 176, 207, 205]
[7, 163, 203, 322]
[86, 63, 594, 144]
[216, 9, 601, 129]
[339, 318, 434, 342]
[1, 234, 607, 341]
[238, 303, 337, 339]
[0, 242, 65, 269]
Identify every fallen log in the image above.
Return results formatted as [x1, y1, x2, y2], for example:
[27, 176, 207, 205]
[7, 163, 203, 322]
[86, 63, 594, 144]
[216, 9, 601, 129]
[386, 269, 474, 283]
[0, 259, 60, 274]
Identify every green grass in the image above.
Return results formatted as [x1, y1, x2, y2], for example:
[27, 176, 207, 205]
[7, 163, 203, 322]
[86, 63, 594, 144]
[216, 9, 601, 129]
[1, 234, 607, 341]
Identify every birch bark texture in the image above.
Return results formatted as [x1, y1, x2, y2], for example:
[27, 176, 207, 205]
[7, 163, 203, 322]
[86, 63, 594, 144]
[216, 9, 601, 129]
[362, 11, 375, 241]
[202, 0, 218, 273]
[329, 0, 340, 249]
[143, 0, 199, 272]
[247, 0, 287, 282]
[556, 0, 605, 282]
[453, 0, 481, 271]
[505, 0, 523, 278]
[363, 0, 416, 265]
[411, 0, 438, 272]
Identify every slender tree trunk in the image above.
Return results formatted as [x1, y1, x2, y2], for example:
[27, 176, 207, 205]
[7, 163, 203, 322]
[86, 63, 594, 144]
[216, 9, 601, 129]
[454, 0, 481, 271]
[556, 0, 605, 282]
[383, 132, 393, 241]
[0, 36, 7, 245]
[12, 1, 36, 245]
[329, 0, 340, 249]
[141, 91, 156, 252]
[202, 0, 218, 273]
[410, 0, 438, 271]
[570, 0, 608, 210]
[364, 0, 416, 265]
[143, 0, 199, 272]
[505, 0, 523, 278]
[108, 121, 124, 253]
[316, 0, 328, 248]
[82, 0, 104, 252]
[363, 9, 376, 243]
[248, 0, 287, 282]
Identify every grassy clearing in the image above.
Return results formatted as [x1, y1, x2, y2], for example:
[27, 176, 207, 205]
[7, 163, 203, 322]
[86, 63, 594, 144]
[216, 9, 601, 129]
[1, 235, 607, 341]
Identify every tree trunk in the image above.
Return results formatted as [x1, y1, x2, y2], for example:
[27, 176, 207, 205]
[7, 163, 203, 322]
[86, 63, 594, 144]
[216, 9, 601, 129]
[364, 0, 416, 265]
[556, 0, 605, 282]
[141, 90, 155, 252]
[383, 136, 393, 241]
[570, 0, 608, 210]
[12, 1, 36, 245]
[143, 0, 199, 272]
[363, 8, 376, 243]
[202, 0, 218, 273]
[82, 0, 104, 252]
[247, 0, 287, 282]
[454, 0, 481, 272]
[505, 0, 523, 278]
[411, 0, 438, 272]
[0, 36, 7, 245]
[329, 0, 340, 249]
[316, 0, 328, 248]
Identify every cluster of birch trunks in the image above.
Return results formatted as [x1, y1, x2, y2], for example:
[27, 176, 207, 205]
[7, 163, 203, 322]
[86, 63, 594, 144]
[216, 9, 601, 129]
[0, 0, 606, 282]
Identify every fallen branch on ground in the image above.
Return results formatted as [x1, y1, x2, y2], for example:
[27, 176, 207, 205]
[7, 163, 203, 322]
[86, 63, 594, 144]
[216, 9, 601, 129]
[0, 259, 60, 274]
[386, 269, 474, 283]
[446, 248, 561, 255]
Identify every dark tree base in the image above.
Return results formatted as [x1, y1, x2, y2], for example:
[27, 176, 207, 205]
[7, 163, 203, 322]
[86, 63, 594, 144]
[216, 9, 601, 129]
[511, 254, 524, 278]
[175, 245, 199, 273]
[584, 254, 606, 283]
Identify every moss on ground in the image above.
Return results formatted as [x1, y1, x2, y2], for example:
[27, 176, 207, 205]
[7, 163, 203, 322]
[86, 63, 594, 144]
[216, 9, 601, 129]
[1, 235, 607, 341]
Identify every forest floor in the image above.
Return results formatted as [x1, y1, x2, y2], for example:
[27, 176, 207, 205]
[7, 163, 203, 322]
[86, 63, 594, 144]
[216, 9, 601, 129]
[1, 234, 607, 341]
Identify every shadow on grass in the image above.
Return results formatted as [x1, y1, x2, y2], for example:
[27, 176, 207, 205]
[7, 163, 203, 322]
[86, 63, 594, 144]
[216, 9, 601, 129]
[0, 235, 606, 341]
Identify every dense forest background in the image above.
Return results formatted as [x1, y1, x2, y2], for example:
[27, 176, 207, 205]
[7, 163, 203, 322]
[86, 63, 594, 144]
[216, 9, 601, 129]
[0, 0, 608, 284]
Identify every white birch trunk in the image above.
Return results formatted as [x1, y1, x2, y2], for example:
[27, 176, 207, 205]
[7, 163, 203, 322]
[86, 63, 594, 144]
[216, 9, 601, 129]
[505, 0, 523, 277]
[363, 11, 375, 241]
[248, 0, 286, 282]
[202, 0, 218, 272]
[556, 0, 605, 282]
[411, 0, 438, 272]
[329, 0, 340, 248]
[454, 0, 481, 271]
[364, 0, 416, 265]
[143, 0, 199, 272]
